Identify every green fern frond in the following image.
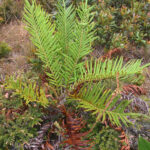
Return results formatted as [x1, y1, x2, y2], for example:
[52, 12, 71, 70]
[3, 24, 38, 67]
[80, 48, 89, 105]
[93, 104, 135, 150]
[23, 0, 62, 87]
[56, 1, 75, 54]
[56, 1, 76, 86]
[69, 83, 143, 126]
[56, 0, 96, 86]
[23, 0, 96, 88]
[5, 76, 49, 107]
[72, 57, 150, 87]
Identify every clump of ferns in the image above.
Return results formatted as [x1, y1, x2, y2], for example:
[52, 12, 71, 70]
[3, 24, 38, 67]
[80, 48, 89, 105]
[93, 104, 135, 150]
[4, 0, 150, 148]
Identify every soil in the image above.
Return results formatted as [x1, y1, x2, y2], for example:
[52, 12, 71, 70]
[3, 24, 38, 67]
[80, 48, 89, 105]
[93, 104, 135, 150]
[0, 20, 32, 76]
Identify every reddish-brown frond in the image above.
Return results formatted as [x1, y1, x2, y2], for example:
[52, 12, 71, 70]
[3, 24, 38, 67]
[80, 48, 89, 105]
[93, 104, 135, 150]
[60, 106, 91, 150]
[100, 48, 121, 61]
[122, 84, 146, 96]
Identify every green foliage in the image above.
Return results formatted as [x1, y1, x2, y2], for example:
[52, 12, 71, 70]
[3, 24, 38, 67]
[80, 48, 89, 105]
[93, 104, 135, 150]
[86, 121, 120, 150]
[95, 127, 120, 150]
[0, 86, 43, 149]
[95, 0, 150, 50]
[72, 57, 149, 87]
[0, 0, 149, 148]
[0, 42, 11, 58]
[5, 75, 49, 107]
[138, 136, 150, 150]
[23, 0, 150, 129]
[24, 0, 62, 87]
[24, 0, 96, 88]
[69, 82, 143, 126]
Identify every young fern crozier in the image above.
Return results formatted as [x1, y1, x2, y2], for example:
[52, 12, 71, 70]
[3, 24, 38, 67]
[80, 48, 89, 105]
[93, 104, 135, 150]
[23, 0, 149, 133]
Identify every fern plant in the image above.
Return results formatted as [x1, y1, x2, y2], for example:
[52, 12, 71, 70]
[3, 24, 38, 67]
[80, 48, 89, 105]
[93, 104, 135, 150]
[2, 0, 148, 148]
[23, 0, 150, 131]
[22, 0, 150, 127]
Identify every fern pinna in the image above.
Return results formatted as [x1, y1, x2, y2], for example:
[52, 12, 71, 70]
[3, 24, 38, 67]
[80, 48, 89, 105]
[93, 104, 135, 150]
[4, 0, 148, 148]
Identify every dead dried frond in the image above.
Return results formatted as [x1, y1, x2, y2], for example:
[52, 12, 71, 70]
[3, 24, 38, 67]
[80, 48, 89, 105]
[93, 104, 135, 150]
[60, 106, 90, 150]
[100, 48, 121, 61]
[122, 84, 146, 96]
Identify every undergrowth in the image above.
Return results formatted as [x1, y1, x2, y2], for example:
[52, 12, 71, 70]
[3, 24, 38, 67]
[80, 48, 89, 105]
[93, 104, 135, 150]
[95, 0, 150, 50]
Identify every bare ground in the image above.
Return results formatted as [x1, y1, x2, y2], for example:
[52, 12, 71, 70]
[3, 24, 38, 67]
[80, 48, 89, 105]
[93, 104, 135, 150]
[0, 20, 32, 76]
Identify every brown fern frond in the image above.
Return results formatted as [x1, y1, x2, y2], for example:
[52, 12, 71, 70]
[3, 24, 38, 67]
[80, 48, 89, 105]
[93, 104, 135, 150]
[122, 84, 146, 96]
[100, 48, 121, 61]
[119, 130, 130, 150]
[60, 106, 91, 150]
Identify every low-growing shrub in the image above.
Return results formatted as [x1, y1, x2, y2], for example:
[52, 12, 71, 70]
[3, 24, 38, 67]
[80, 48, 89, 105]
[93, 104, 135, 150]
[0, 0, 24, 23]
[95, 127, 120, 150]
[66, 0, 150, 51]
[0, 83, 43, 149]
[0, 42, 11, 58]
[95, 0, 150, 50]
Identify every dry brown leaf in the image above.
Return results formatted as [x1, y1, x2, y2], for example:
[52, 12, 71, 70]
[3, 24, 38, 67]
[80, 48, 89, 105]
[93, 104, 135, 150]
[122, 84, 146, 95]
